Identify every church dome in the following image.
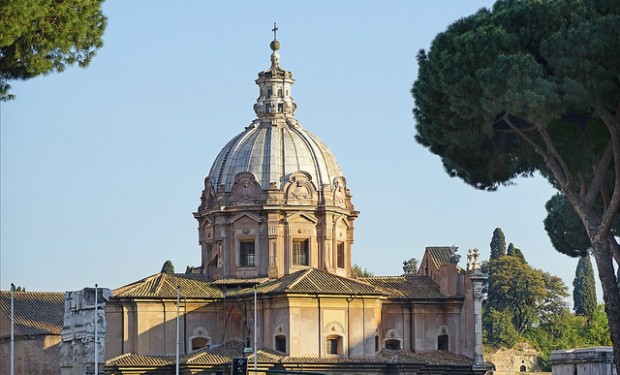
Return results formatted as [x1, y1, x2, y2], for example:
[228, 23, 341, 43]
[208, 122, 343, 192]
[206, 35, 344, 193]
[195, 30, 357, 281]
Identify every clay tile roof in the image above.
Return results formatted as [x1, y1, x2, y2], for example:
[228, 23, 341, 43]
[374, 349, 475, 366]
[426, 246, 455, 268]
[212, 277, 270, 286]
[106, 353, 176, 367]
[0, 291, 64, 336]
[360, 275, 444, 299]
[113, 273, 222, 299]
[254, 268, 382, 295]
[282, 350, 474, 366]
[186, 339, 245, 364]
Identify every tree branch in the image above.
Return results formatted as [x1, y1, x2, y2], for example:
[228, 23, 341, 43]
[596, 107, 620, 240]
[585, 141, 613, 205]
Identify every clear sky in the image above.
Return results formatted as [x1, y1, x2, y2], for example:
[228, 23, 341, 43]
[1, 1, 592, 300]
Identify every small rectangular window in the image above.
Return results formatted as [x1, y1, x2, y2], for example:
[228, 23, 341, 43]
[337, 242, 345, 268]
[275, 335, 286, 353]
[277, 103, 284, 112]
[240, 241, 255, 267]
[327, 337, 340, 355]
[293, 239, 309, 265]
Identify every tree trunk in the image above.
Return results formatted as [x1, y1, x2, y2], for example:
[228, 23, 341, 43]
[589, 233, 620, 375]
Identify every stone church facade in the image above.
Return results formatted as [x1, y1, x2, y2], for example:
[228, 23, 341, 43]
[74, 33, 490, 374]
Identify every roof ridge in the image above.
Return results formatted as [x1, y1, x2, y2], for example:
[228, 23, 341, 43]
[151, 273, 166, 295]
[286, 268, 313, 291]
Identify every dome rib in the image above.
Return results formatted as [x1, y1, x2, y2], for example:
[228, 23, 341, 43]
[208, 123, 343, 193]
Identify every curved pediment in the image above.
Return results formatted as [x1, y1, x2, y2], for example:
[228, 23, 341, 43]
[284, 171, 318, 205]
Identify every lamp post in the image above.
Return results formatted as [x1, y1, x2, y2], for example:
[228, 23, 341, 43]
[10, 283, 15, 375]
[176, 286, 180, 375]
[253, 286, 257, 373]
[94, 284, 98, 375]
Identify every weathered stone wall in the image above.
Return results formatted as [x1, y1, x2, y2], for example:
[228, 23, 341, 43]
[551, 347, 616, 375]
[0, 336, 61, 375]
[485, 344, 546, 374]
[60, 287, 112, 375]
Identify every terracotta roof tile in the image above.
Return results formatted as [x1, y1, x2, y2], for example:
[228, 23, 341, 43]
[106, 353, 175, 367]
[426, 246, 456, 269]
[186, 339, 245, 364]
[113, 273, 223, 299]
[360, 275, 444, 299]
[0, 291, 64, 336]
[256, 268, 382, 295]
[212, 277, 269, 286]
[282, 350, 474, 366]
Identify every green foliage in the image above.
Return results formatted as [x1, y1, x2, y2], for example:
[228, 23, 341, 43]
[352, 264, 374, 278]
[161, 260, 175, 274]
[402, 258, 419, 274]
[412, 0, 620, 364]
[0, 0, 107, 100]
[486, 256, 568, 335]
[544, 194, 591, 257]
[506, 243, 515, 257]
[525, 305, 611, 370]
[573, 256, 597, 321]
[483, 307, 519, 348]
[490, 228, 506, 259]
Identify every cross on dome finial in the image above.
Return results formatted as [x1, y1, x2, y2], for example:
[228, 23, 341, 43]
[272, 22, 278, 41]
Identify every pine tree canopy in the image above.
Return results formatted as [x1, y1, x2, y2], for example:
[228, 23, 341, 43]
[0, 0, 107, 100]
[412, 0, 620, 367]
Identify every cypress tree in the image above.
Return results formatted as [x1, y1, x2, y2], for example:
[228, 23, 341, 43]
[490, 228, 506, 259]
[507, 243, 516, 257]
[573, 256, 596, 321]
[514, 247, 527, 263]
[161, 260, 175, 274]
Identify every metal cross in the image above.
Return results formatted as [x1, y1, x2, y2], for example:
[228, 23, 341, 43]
[272, 22, 278, 40]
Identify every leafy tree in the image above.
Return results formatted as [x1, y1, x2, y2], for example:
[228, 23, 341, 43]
[412, 0, 620, 368]
[490, 227, 507, 259]
[487, 256, 568, 335]
[161, 260, 175, 274]
[0, 0, 107, 100]
[483, 307, 519, 348]
[402, 258, 419, 274]
[573, 256, 597, 321]
[352, 264, 373, 278]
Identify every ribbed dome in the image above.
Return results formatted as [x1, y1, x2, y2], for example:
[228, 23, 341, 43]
[208, 121, 343, 192]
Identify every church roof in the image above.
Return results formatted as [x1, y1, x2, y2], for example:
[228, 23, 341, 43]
[108, 339, 475, 368]
[0, 290, 65, 337]
[209, 123, 343, 192]
[252, 268, 382, 296]
[113, 272, 223, 299]
[206, 38, 344, 193]
[360, 275, 445, 299]
[425, 246, 458, 269]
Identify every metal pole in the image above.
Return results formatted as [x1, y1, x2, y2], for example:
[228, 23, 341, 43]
[254, 286, 257, 373]
[94, 284, 98, 375]
[176, 286, 180, 375]
[10, 283, 15, 375]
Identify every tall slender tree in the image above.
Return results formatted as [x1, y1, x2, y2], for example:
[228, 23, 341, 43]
[507, 243, 516, 257]
[161, 260, 175, 274]
[573, 256, 597, 321]
[490, 228, 507, 260]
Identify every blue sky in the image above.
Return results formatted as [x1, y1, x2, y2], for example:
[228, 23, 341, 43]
[1, 1, 590, 300]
